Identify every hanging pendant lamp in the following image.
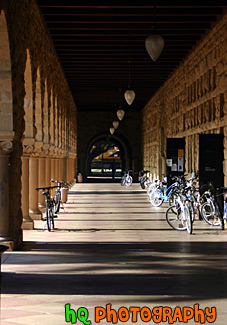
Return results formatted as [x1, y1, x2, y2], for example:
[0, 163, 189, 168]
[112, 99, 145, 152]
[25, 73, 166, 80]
[145, 1, 164, 61]
[124, 35, 135, 105]
[124, 89, 135, 105]
[145, 33, 164, 61]
[113, 120, 119, 129]
[117, 109, 125, 121]
[117, 87, 125, 121]
[124, 60, 135, 105]
[109, 127, 115, 135]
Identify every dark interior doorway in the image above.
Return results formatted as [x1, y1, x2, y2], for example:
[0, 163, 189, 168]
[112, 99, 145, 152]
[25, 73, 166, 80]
[166, 138, 185, 184]
[199, 134, 224, 188]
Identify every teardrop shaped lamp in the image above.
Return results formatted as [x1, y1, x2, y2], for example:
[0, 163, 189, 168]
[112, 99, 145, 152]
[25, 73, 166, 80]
[113, 120, 119, 129]
[124, 89, 136, 105]
[109, 127, 115, 135]
[117, 109, 125, 121]
[145, 33, 164, 61]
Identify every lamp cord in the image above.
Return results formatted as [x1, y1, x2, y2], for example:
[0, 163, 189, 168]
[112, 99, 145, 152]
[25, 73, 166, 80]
[153, 0, 157, 31]
[128, 30, 132, 89]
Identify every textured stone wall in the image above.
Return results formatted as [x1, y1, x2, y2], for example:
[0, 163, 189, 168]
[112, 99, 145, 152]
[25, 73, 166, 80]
[0, 0, 77, 247]
[142, 14, 227, 183]
[77, 111, 142, 178]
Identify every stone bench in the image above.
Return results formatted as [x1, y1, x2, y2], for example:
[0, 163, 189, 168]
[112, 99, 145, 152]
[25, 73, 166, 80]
[0, 245, 9, 276]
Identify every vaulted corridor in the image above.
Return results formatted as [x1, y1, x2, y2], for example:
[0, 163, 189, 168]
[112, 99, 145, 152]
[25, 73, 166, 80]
[1, 183, 227, 324]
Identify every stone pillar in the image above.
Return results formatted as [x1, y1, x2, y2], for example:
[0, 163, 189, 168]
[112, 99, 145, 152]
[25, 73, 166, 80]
[51, 158, 55, 181]
[29, 157, 42, 220]
[38, 157, 46, 212]
[59, 158, 63, 181]
[45, 157, 51, 186]
[71, 159, 75, 182]
[21, 156, 34, 230]
[67, 158, 70, 183]
[55, 158, 59, 181]
[63, 157, 67, 182]
[0, 153, 13, 244]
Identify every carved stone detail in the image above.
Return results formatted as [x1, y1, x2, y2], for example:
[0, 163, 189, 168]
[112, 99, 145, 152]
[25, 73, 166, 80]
[23, 144, 34, 155]
[0, 141, 13, 154]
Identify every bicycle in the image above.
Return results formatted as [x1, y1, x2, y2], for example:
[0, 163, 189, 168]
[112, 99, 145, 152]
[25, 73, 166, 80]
[149, 177, 182, 207]
[36, 186, 58, 231]
[121, 170, 133, 186]
[200, 185, 224, 229]
[138, 170, 150, 189]
[50, 179, 69, 213]
[166, 186, 193, 234]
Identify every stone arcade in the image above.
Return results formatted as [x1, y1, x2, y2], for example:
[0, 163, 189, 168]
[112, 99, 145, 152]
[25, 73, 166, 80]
[0, 1, 227, 249]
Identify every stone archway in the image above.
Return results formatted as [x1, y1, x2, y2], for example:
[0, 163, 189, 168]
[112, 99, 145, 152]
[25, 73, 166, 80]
[0, 10, 14, 246]
[84, 131, 133, 180]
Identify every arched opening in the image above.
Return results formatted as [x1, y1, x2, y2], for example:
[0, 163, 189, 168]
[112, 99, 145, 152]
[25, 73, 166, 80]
[85, 132, 133, 182]
[89, 138, 123, 179]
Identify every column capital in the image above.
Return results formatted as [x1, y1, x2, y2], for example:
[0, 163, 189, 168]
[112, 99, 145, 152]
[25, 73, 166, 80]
[23, 144, 34, 155]
[0, 140, 13, 155]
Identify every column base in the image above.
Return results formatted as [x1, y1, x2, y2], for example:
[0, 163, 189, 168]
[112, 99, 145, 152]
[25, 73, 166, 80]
[29, 208, 42, 220]
[22, 215, 34, 230]
[38, 203, 46, 213]
[0, 236, 14, 251]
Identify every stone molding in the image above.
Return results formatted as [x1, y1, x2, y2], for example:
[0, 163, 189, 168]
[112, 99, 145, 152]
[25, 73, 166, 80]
[0, 140, 13, 155]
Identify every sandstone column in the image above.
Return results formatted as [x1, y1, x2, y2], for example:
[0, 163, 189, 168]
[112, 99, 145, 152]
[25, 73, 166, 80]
[51, 158, 55, 181]
[38, 157, 46, 212]
[21, 156, 34, 230]
[29, 156, 42, 219]
[59, 158, 63, 181]
[55, 158, 59, 181]
[0, 148, 13, 244]
[45, 157, 51, 186]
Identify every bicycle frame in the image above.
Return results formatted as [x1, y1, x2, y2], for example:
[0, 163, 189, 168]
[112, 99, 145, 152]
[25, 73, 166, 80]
[158, 182, 177, 201]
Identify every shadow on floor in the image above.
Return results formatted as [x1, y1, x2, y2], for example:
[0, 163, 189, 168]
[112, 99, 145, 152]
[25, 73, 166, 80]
[1, 241, 227, 302]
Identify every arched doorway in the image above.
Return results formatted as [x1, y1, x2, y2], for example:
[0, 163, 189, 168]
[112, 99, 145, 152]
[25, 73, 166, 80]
[86, 132, 132, 181]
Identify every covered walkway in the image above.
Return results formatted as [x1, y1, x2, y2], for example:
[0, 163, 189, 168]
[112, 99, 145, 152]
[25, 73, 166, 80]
[1, 183, 227, 324]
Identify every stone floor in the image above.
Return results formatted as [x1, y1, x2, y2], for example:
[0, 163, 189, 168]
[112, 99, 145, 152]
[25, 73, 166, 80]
[1, 182, 227, 324]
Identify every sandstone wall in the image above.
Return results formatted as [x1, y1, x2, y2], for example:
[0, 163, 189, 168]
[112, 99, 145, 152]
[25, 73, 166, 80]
[142, 14, 227, 183]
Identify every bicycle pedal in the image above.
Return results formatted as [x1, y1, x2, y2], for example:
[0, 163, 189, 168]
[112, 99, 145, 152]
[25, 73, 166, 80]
[42, 217, 47, 221]
[53, 215, 58, 218]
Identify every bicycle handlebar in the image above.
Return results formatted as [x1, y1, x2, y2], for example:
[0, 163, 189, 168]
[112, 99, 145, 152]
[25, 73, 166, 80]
[50, 179, 69, 186]
[36, 186, 58, 191]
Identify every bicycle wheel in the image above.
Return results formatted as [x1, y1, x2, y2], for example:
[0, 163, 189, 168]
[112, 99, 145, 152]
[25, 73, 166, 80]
[140, 180, 145, 189]
[201, 201, 224, 229]
[149, 188, 164, 207]
[168, 192, 178, 207]
[46, 206, 51, 231]
[126, 175, 133, 186]
[121, 176, 126, 186]
[166, 204, 187, 231]
[54, 192, 61, 213]
[184, 203, 193, 234]
[141, 176, 148, 189]
[47, 208, 54, 231]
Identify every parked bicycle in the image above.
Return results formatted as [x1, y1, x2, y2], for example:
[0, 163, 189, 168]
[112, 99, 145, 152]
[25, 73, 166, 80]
[200, 185, 224, 229]
[121, 170, 133, 186]
[166, 186, 193, 234]
[50, 179, 69, 213]
[138, 170, 150, 189]
[165, 177, 225, 234]
[36, 186, 58, 231]
[149, 176, 184, 207]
